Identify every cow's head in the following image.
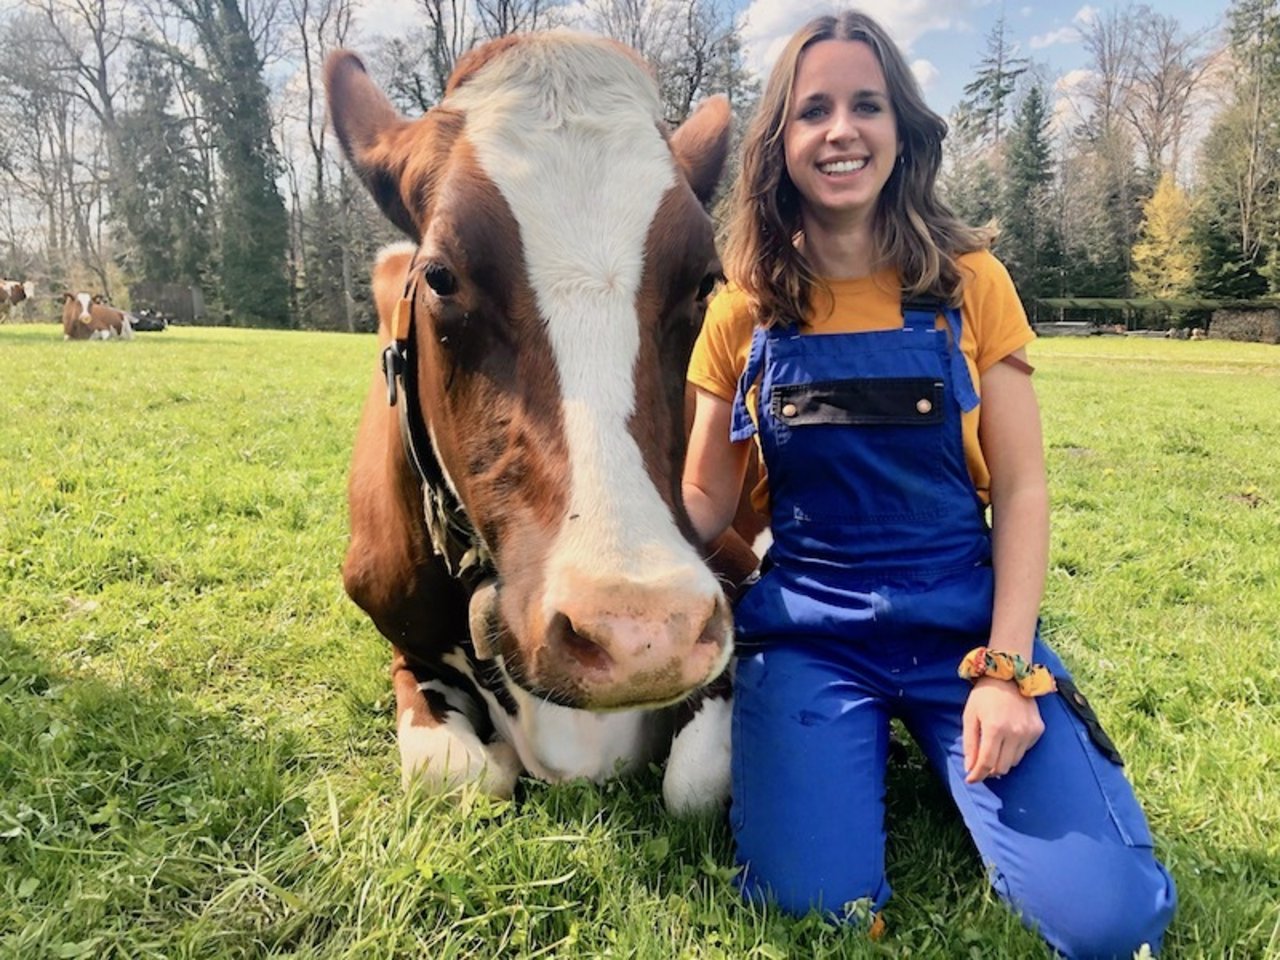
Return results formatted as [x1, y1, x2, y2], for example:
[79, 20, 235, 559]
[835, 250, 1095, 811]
[1, 280, 33, 305]
[62, 292, 93, 324]
[327, 32, 732, 710]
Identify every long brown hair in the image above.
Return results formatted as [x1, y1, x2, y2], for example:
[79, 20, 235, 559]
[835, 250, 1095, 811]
[722, 10, 993, 327]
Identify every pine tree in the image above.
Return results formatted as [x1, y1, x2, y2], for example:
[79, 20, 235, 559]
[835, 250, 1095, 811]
[997, 85, 1061, 315]
[1131, 172, 1198, 298]
[958, 16, 1028, 146]
[114, 44, 212, 289]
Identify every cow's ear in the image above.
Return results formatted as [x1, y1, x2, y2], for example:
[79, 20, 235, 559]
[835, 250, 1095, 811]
[670, 95, 730, 208]
[325, 50, 420, 240]
[61, 292, 73, 303]
[92, 294, 104, 303]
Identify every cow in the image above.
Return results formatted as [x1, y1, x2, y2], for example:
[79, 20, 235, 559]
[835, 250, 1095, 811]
[326, 31, 744, 812]
[0, 279, 34, 321]
[61, 292, 136, 341]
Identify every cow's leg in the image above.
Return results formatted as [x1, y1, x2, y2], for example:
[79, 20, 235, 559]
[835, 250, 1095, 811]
[392, 646, 522, 797]
[662, 670, 732, 815]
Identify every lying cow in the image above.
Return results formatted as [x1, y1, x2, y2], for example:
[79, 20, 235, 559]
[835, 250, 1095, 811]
[0, 279, 35, 320]
[327, 32, 741, 812]
[61, 292, 136, 341]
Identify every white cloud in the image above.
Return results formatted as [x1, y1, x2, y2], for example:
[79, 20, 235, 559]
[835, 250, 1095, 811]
[1030, 26, 1080, 49]
[1074, 5, 1100, 26]
[1049, 68, 1094, 136]
[737, 0, 983, 83]
[911, 58, 940, 91]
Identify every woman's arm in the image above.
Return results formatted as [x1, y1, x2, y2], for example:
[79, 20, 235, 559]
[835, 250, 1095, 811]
[980, 348, 1050, 659]
[682, 386, 752, 546]
[963, 348, 1050, 783]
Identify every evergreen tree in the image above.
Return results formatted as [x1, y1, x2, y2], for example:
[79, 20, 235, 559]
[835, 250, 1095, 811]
[206, 2, 291, 327]
[164, 0, 292, 327]
[997, 85, 1061, 316]
[1191, 0, 1280, 296]
[958, 15, 1028, 146]
[114, 44, 212, 289]
[1131, 172, 1198, 298]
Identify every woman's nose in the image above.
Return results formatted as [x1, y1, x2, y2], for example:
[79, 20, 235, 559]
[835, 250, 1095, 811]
[826, 107, 857, 143]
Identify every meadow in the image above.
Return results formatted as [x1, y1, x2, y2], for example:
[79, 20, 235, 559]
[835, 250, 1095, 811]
[1, 323, 1277, 959]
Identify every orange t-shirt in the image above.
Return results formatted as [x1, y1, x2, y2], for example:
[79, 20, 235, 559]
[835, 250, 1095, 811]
[687, 249, 1035, 510]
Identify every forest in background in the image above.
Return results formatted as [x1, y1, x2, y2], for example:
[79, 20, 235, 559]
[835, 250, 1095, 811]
[0, 0, 1276, 330]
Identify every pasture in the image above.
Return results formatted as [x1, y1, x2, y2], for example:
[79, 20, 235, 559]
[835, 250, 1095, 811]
[1, 324, 1277, 959]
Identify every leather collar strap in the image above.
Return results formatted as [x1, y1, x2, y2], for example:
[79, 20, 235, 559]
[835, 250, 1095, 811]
[382, 256, 495, 592]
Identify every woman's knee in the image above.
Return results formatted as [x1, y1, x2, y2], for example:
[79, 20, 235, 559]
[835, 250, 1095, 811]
[736, 853, 889, 921]
[1013, 852, 1176, 959]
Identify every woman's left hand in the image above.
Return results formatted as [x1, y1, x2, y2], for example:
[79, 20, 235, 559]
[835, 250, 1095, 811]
[963, 676, 1045, 783]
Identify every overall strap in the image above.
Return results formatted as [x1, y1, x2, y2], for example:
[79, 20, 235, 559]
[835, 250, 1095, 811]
[730, 324, 770, 442]
[903, 299, 979, 414]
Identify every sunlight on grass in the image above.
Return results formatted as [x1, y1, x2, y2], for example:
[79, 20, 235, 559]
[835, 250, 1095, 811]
[2, 324, 1278, 957]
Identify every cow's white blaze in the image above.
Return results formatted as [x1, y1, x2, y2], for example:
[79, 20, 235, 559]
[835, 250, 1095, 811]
[445, 34, 718, 601]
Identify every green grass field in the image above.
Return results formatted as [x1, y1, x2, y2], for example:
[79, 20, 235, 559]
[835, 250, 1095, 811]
[1, 323, 1277, 959]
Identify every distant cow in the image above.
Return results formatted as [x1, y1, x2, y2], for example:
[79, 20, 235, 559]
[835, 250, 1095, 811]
[327, 32, 738, 811]
[0, 279, 34, 320]
[61, 292, 135, 341]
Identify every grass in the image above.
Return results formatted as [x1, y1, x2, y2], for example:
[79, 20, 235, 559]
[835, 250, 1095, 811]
[1, 323, 1278, 958]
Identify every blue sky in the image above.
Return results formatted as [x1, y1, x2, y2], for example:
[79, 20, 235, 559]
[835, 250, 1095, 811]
[734, 1, 1234, 118]
[352, 0, 1234, 122]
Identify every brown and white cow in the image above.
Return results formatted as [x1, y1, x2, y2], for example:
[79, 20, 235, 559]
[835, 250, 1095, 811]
[327, 32, 740, 811]
[0, 279, 35, 320]
[62, 292, 136, 341]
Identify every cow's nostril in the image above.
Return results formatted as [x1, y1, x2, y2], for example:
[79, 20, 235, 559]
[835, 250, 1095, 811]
[548, 612, 612, 671]
[697, 597, 730, 646]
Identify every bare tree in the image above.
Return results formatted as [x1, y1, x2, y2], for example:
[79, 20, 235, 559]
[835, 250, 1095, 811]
[282, 0, 355, 328]
[474, 0, 557, 38]
[1079, 5, 1138, 137]
[1125, 8, 1213, 176]
[419, 0, 474, 97]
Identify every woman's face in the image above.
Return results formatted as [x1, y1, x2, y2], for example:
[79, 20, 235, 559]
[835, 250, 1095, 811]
[782, 39, 900, 228]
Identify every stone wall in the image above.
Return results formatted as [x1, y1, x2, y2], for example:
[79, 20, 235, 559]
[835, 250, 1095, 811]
[1209, 308, 1280, 344]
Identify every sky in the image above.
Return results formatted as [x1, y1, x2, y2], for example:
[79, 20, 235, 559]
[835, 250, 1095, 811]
[732, 0, 1233, 119]
[354, 0, 1236, 121]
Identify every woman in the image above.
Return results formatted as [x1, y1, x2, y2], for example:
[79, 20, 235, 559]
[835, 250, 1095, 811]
[681, 11, 1176, 958]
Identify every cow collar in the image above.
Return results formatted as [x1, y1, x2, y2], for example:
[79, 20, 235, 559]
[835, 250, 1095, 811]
[383, 257, 495, 593]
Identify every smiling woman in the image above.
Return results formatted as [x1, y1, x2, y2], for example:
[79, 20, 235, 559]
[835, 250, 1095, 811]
[681, 9, 1177, 957]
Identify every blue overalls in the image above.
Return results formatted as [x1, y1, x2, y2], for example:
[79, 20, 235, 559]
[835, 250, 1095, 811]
[726, 305, 1176, 959]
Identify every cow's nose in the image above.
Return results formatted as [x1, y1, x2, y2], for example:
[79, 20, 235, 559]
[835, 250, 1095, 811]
[547, 585, 730, 693]
[546, 611, 613, 672]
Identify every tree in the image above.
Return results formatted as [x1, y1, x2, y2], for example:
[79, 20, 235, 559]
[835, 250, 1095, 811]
[1126, 8, 1210, 177]
[113, 40, 212, 288]
[939, 102, 1000, 231]
[1191, 0, 1280, 295]
[159, 0, 292, 326]
[998, 84, 1062, 315]
[1131, 172, 1198, 297]
[957, 15, 1027, 146]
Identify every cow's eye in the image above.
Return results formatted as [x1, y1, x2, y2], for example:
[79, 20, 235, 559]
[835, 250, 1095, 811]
[696, 271, 720, 302]
[423, 263, 458, 297]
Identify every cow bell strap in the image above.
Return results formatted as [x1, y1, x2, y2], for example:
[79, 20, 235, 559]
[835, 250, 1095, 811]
[382, 258, 495, 591]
